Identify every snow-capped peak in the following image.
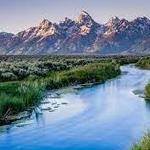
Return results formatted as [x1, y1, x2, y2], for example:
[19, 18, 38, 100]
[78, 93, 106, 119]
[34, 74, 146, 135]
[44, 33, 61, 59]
[1, 12, 149, 55]
[39, 19, 52, 29]
[80, 10, 91, 16]
[17, 19, 57, 40]
[106, 16, 120, 27]
[77, 10, 94, 27]
[36, 19, 57, 37]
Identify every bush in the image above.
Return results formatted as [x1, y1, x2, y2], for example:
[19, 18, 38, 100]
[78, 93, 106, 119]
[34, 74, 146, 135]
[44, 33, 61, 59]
[45, 62, 120, 89]
[1, 72, 18, 81]
[0, 58, 121, 123]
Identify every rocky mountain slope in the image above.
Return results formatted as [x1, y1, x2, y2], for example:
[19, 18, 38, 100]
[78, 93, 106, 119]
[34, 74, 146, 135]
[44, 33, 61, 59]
[0, 11, 150, 55]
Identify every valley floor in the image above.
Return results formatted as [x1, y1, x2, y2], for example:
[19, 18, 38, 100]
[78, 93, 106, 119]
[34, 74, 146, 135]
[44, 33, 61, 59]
[0, 56, 122, 125]
[1, 55, 150, 150]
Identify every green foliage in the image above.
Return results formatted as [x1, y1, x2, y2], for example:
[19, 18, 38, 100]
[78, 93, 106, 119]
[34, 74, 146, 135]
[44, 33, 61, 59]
[0, 55, 140, 82]
[136, 57, 150, 100]
[136, 57, 150, 69]
[132, 133, 150, 150]
[1, 72, 17, 81]
[0, 82, 44, 118]
[59, 62, 120, 85]
[145, 83, 150, 100]
[0, 60, 120, 120]
[0, 54, 142, 124]
[43, 62, 120, 89]
[132, 57, 150, 150]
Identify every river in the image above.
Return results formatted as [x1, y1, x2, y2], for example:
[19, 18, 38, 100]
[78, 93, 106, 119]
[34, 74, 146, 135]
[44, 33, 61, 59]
[0, 65, 150, 150]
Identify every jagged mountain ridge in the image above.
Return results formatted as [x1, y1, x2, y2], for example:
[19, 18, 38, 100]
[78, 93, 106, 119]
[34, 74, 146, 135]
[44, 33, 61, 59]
[0, 11, 150, 55]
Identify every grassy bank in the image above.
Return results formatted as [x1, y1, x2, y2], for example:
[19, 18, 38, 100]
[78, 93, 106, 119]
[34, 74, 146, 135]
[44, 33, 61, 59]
[0, 61, 120, 123]
[145, 83, 150, 100]
[132, 133, 150, 150]
[136, 57, 150, 100]
[44, 62, 120, 89]
[136, 57, 150, 69]
[0, 82, 44, 121]
[131, 57, 150, 149]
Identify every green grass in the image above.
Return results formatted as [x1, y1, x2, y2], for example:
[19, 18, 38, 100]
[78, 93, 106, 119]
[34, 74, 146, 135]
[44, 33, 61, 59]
[132, 133, 150, 150]
[132, 57, 150, 149]
[0, 82, 44, 118]
[0, 61, 120, 120]
[145, 83, 150, 100]
[136, 57, 150, 100]
[136, 57, 150, 69]
[43, 62, 120, 89]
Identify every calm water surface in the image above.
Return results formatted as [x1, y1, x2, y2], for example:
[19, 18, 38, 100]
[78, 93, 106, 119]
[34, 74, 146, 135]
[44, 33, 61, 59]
[0, 65, 150, 150]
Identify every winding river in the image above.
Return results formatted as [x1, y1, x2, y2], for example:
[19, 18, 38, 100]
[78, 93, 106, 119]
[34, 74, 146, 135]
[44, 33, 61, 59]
[1, 65, 150, 150]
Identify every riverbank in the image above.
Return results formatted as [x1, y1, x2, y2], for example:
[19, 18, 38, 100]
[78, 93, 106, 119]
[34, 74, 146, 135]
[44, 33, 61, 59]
[136, 57, 150, 70]
[0, 61, 120, 125]
[132, 133, 150, 150]
[145, 83, 150, 100]
[136, 57, 150, 100]
[131, 57, 150, 149]
[1, 65, 150, 150]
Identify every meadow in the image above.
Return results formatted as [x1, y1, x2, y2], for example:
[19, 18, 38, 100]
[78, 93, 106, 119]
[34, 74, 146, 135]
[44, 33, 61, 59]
[1, 55, 150, 149]
[0, 55, 125, 124]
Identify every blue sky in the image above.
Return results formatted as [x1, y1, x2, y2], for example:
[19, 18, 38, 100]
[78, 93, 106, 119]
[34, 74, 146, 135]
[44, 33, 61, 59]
[0, 0, 149, 33]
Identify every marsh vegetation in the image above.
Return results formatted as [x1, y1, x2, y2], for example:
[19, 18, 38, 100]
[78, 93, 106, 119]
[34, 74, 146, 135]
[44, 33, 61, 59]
[136, 57, 150, 100]
[132, 132, 150, 150]
[136, 57, 150, 70]
[0, 55, 123, 124]
[130, 57, 150, 150]
[1, 55, 150, 150]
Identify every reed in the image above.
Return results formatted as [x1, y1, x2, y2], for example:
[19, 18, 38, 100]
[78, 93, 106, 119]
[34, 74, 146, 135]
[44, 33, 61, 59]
[0, 61, 120, 121]
[132, 132, 150, 150]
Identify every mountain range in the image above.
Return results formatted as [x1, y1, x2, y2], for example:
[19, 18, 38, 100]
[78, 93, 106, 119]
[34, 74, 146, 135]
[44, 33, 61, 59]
[0, 11, 150, 55]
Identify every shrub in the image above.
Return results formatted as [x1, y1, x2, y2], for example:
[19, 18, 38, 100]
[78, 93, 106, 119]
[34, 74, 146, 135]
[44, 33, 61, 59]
[0, 58, 121, 123]
[1, 72, 18, 81]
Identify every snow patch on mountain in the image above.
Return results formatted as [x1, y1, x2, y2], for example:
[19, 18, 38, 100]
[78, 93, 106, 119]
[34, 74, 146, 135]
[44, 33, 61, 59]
[0, 11, 150, 55]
